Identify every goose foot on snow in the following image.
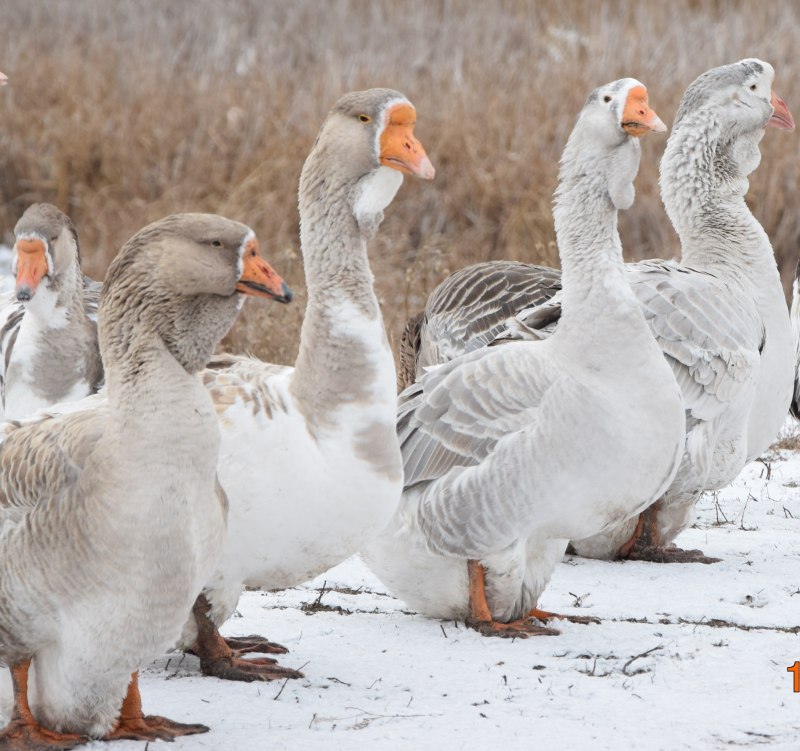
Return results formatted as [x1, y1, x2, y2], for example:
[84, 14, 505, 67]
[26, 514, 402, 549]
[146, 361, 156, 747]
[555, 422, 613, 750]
[191, 595, 304, 682]
[223, 634, 289, 656]
[103, 672, 208, 741]
[464, 560, 560, 639]
[617, 504, 720, 564]
[0, 661, 88, 750]
[527, 607, 600, 625]
[625, 543, 721, 564]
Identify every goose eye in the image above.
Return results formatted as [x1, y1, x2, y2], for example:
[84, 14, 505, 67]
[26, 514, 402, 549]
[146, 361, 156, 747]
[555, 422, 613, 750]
[211, 240, 223, 248]
[750, 84, 757, 91]
[358, 114, 371, 123]
[603, 95, 612, 103]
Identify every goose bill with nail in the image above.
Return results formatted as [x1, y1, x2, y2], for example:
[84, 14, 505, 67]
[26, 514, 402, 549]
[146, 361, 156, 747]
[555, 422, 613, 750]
[379, 102, 436, 179]
[236, 237, 293, 303]
[13, 235, 51, 302]
[621, 84, 667, 136]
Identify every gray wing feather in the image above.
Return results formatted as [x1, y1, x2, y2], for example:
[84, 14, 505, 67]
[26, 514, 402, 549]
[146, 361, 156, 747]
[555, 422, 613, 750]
[399, 343, 553, 489]
[410, 262, 561, 374]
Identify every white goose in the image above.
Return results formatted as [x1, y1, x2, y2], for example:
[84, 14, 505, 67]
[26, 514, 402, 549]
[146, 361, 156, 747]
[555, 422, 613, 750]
[0, 203, 103, 421]
[183, 88, 435, 679]
[399, 60, 795, 563]
[364, 79, 685, 634]
[0, 89, 435, 683]
[0, 214, 290, 745]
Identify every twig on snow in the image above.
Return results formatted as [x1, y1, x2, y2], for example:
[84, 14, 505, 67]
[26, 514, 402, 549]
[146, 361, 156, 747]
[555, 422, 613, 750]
[622, 644, 663, 676]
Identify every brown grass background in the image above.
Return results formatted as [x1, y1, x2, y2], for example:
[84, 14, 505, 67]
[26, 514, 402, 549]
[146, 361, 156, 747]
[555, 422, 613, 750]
[0, 0, 798, 365]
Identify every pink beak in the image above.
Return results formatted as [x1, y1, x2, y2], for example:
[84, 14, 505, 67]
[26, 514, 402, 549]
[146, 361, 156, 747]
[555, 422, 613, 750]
[769, 90, 795, 131]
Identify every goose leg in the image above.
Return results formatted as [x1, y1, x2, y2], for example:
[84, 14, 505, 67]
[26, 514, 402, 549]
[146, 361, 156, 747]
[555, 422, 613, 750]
[191, 594, 303, 682]
[616, 502, 720, 564]
[0, 660, 87, 750]
[103, 672, 208, 741]
[464, 560, 560, 638]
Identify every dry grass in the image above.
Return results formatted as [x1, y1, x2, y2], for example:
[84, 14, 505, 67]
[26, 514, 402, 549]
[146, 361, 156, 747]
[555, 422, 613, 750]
[1, 0, 799, 364]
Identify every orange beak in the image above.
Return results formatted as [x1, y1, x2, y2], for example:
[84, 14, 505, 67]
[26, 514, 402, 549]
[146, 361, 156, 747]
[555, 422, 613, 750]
[379, 103, 435, 180]
[769, 90, 795, 131]
[235, 238, 292, 303]
[14, 237, 49, 302]
[621, 85, 667, 137]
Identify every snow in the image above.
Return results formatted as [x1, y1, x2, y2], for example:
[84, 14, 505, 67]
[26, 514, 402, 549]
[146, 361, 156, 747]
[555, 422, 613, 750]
[81, 425, 800, 750]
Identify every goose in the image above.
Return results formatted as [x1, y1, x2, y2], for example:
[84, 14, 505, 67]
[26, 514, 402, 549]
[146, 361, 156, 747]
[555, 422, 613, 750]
[398, 59, 795, 563]
[363, 79, 685, 635]
[0, 213, 291, 746]
[0, 88, 435, 683]
[0, 203, 103, 421]
[182, 88, 435, 680]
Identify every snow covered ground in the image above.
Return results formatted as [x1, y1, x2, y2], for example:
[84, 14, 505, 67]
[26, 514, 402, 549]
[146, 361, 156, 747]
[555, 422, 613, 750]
[76, 426, 800, 750]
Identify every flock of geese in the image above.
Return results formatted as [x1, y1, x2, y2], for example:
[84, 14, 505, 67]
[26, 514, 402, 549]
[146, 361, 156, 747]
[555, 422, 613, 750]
[0, 58, 795, 746]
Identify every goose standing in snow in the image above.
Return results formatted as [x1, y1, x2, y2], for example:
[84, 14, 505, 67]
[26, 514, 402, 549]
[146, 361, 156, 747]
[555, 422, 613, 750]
[183, 88, 435, 680]
[0, 214, 291, 746]
[363, 79, 685, 635]
[0, 204, 103, 421]
[398, 60, 794, 563]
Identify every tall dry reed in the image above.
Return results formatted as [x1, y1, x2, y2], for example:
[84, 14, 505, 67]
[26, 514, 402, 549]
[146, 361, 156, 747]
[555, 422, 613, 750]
[1, 0, 798, 364]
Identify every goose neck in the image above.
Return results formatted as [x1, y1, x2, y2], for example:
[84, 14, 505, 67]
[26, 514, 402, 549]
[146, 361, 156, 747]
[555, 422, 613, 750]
[553, 162, 632, 327]
[290, 174, 393, 424]
[661, 120, 775, 279]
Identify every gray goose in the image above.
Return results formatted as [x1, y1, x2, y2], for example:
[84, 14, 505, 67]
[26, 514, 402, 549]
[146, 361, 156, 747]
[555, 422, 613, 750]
[0, 204, 102, 420]
[398, 59, 794, 563]
[0, 213, 290, 746]
[364, 79, 685, 636]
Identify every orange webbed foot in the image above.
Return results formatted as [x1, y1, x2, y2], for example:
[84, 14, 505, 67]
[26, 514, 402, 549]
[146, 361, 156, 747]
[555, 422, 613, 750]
[528, 607, 600, 625]
[0, 719, 87, 751]
[224, 634, 289, 656]
[104, 714, 208, 741]
[465, 616, 560, 639]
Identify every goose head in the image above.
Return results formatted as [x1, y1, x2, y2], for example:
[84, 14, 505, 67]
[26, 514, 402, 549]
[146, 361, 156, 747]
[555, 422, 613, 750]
[560, 78, 666, 210]
[675, 59, 793, 136]
[12, 203, 83, 306]
[300, 88, 435, 238]
[671, 59, 794, 182]
[100, 213, 291, 375]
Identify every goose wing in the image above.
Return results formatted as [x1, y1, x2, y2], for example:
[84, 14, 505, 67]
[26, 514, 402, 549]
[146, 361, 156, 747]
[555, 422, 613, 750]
[401, 262, 561, 387]
[200, 354, 294, 428]
[0, 404, 107, 515]
[400, 342, 555, 489]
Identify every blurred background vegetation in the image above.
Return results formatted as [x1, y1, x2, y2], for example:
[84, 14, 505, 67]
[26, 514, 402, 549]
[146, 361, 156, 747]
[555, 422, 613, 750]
[0, 0, 798, 365]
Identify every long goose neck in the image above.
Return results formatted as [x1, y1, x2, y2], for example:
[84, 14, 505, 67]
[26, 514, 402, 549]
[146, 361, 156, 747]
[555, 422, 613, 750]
[291, 167, 393, 425]
[660, 120, 778, 289]
[554, 138, 639, 333]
